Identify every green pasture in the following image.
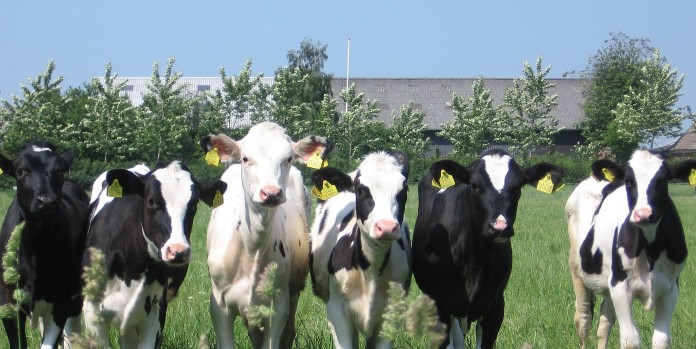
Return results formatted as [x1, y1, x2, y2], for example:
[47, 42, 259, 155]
[1, 184, 695, 348]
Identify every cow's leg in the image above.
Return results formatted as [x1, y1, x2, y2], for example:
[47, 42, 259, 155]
[610, 285, 640, 349]
[261, 291, 289, 349]
[138, 302, 163, 349]
[366, 333, 392, 349]
[478, 296, 504, 349]
[571, 264, 594, 349]
[597, 298, 616, 349]
[210, 292, 236, 349]
[2, 310, 28, 349]
[447, 317, 467, 349]
[120, 326, 140, 349]
[40, 312, 65, 349]
[327, 297, 356, 349]
[82, 301, 110, 347]
[279, 291, 300, 349]
[652, 285, 678, 349]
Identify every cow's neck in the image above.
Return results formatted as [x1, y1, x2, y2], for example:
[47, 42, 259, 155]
[359, 230, 393, 276]
[240, 197, 278, 256]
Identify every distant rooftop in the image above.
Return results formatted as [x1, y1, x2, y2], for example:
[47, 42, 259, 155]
[110, 76, 589, 131]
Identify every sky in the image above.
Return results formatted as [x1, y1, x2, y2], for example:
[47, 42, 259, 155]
[1, 1, 695, 142]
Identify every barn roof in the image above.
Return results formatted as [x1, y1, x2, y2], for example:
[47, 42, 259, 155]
[670, 123, 696, 154]
[332, 78, 588, 130]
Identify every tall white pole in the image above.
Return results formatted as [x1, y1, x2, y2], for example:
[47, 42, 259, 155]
[345, 37, 350, 112]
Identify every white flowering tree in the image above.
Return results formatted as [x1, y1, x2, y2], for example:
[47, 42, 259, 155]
[497, 57, 559, 159]
[611, 50, 694, 149]
[388, 102, 431, 159]
[439, 77, 498, 159]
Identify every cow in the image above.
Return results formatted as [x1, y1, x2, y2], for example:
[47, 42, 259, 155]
[201, 122, 329, 349]
[82, 161, 227, 348]
[412, 149, 564, 349]
[566, 150, 696, 349]
[0, 141, 89, 349]
[309, 151, 412, 349]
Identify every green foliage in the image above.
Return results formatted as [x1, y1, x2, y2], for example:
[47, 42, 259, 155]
[612, 50, 694, 150]
[381, 282, 446, 348]
[246, 263, 281, 329]
[330, 84, 383, 165]
[388, 102, 431, 159]
[497, 56, 560, 159]
[440, 77, 498, 158]
[0, 61, 70, 153]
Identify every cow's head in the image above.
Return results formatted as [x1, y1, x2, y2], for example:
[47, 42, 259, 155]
[430, 149, 564, 241]
[201, 122, 329, 208]
[591, 150, 696, 228]
[104, 161, 227, 266]
[312, 151, 409, 242]
[0, 141, 76, 218]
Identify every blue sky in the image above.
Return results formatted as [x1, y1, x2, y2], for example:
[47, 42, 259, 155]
[2, 1, 694, 140]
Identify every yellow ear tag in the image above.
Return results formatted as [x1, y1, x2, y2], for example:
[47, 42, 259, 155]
[307, 151, 324, 169]
[107, 179, 123, 198]
[321, 159, 329, 168]
[311, 180, 338, 200]
[205, 148, 221, 167]
[689, 169, 696, 186]
[431, 169, 455, 189]
[602, 168, 615, 182]
[0, 168, 3, 175]
[536, 174, 555, 194]
[212, 190, 224, 208]
[552, 181, 566, 193]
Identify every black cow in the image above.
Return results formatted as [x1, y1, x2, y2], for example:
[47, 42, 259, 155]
[82, 162, 226, 348]
[412, 149, 563, 349]
[0, 141, 89, 349]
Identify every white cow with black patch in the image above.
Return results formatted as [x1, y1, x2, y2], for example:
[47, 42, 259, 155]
[567, 150, 696, 349]
[201, 122, 329, 349]
[309, 151, 412, 349]
[83, 162, 227, 348]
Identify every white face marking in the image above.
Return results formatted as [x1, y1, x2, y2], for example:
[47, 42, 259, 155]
[152, 162, 194, 256]
[482, 154, 512, 193]
[354, 152, 405, 239]
[32, 145, 52, 152]
[628, 151, 663, 212]
[239, 123, 294, 204]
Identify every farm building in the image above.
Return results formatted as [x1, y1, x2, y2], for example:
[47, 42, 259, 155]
[668, 123, 696, 159]
[111, 76, 589, 155]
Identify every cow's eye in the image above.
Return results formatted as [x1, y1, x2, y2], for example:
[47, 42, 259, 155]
[471, 184, 482, 193]
[17, 168, 29, 177]
[148, 198, 158, 209]
[242, 156, 249, 163]
[287, 157, 293, 164]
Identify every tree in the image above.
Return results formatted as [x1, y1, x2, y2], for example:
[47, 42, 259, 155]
[496, 57, 559, 159]
[209, 59, 271, 137]
[0, 61, 69, 152]
[578, 32, 657, 158]
[80, 62, 141, 162]
[439, 77, 498, 160]
[389, 102, 431, 159]
[611, 50, 693, 150]
[139, 57, 194, 163]
[332, 84, 382, 165]
[285, 38, 333, 104]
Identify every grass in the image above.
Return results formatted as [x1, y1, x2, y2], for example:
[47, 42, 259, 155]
[1, 184, 695, 348]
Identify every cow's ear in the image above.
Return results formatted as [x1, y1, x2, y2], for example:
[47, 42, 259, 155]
[525, 162, 565, 188]
[198, 180, 228, 207]
[293, 136, 331, 164]
[590, 159, 624, 182]
[388, 150, 410, 181]
[430, 160, 469, 186]
[60, 147, 77, 169]
[200, 134, 241, 163]
[311, 167, 353, 193]
[105, 169, 144, 196]
[0, 153, 15, 178]
[668, 160, 696, 182]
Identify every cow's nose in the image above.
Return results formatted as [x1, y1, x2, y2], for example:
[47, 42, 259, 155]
[259, 185, 283, 205]
[490, 217, 508, 231]
[374, 219, 400, 240]
[632, 207, 653, 224]
[35, 193, 57, 212]
[164, 243, 191, 265]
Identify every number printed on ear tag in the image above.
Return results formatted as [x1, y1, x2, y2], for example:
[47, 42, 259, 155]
[307, 151, 324, 169]
[107, 179, 123, 198]
[311, 180, 338, 200]
[205, 147, 221, 167]
[602, 168, 615, 182]
[431, 169, 455, 189]
[536, 174, 554, 194]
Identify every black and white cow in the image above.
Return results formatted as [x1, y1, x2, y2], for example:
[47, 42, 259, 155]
[202, 122, 329, 349]
[82, 161, 226, 348]
[566, 150, 696, 349]
[310, 151, 412, 349]
[0, 141, 89, 349]
[412, 149, 564, 349]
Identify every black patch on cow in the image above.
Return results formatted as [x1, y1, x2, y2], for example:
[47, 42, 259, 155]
[339, 210, 354, 232]
[579, 226, 603, 274]
[279, 241, 286, 258]
[611, 227, 628, 286]
[354, 174, 375, 225]
[379, 246, 392, 276]
[145, 295, 153, 315]
[397, 237, 405, 251]
[273, 240, 277, 252]
[328, 225, 369, 274]
[318, 207, 329, 235]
